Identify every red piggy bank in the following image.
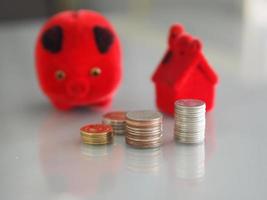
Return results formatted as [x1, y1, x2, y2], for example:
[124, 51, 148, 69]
[35, 10, 122, 110]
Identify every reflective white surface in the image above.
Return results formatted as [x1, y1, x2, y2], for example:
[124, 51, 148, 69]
[1, 2, 267, 199]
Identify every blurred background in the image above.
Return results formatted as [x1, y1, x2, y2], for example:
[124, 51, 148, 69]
[1, 0, 267, 81]
[0, 0, 243, 20]
[1, 0, 267, 109]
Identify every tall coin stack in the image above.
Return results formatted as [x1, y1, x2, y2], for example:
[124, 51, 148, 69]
[126, 110, 163, 149]
[102, 111, 126, 135]
[174, 99, 206, 144]
[80, 124, 113, 145]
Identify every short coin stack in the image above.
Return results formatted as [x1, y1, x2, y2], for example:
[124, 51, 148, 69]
[126, 110, 163, 148]
[80, 124, 113, 145]
[174, 99, 206, 144]
[102, 111, 126, 135]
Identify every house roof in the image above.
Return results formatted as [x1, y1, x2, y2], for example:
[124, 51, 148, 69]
[152, 51, 218, 90]
[152, 25, 218, 90]
[198, 53, 218, 85]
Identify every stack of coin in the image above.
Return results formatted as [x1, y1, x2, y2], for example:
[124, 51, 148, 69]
[80, 124, 113, 145]
[174, 99, 206, 143]
[102, 111, 126, 135]
[126, 110, 163, 148]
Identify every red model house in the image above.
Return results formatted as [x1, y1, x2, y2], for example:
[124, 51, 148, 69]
[152, 24, 218, 115]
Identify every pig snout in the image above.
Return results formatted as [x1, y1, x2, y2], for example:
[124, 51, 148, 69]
[66, 78, 90, 98]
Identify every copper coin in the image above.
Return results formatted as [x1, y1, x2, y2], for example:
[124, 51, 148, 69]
[80, 124, 113, 135]
[103, 111, 126, 123]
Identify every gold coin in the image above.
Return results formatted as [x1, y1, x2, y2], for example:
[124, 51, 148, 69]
[80, 124, 113, 145]
[80, 124, 113, 135]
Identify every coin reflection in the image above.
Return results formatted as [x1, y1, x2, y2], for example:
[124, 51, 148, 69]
[38, 111, 124, 198]
[80, 143, 113, 158]
[126, 147, 162, 174]
[175, 143, 205, 181]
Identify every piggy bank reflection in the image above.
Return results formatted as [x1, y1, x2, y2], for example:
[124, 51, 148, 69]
[35, 10, 122, 110]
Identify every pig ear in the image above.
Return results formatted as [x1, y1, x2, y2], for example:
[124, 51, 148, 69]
[93, 26, 114, 54]
[41, 26, 63, 53]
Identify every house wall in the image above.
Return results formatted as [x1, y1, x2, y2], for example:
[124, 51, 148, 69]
[154, 59, 216, 114]
[155, 83, 176, 114]
[177, 64, 215, 110]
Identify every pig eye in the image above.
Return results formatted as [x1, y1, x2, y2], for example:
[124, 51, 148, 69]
[90, 67, 102, 77]
[55, 70, 66, 80]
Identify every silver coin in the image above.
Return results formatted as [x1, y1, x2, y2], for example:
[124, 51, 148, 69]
[174, 99, 206, 144]
[127, 131, 162, 138]
[174, 127, 205, 132]
[174, 128, 205, 133]
[175, 116, 205, 120]
[175, 132, 205, 138]
[111, 126, 126, 131]
[175, 110, 205, 115]
[175, 119, 205, 124]
[126, 135, 162, 143]
[175, 124, 205, 130]
[175, 133, 204, 138]
[103, 121, 126, 128]
[175, 111, 205, 116]
[126, 110, 162, 122]
[127, 127, 162, 133]
[127, 130, 162, 137]
[126, 122, 162, 130]
[175, 130, 205, 135]
[175, 120, 206, 125]
[112, 128, 126, 132]
[126, 125, 162, 132]
[103, 120, 126, 125]
[175, 136, 204, 144]
[175, 99, 205, 108]
[175, 121, 205, 125]
[114, 130, 126, 135]
[174, 131, 205, 136]
[176, 107, 205, 110]
[175, 106, 206, 110]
